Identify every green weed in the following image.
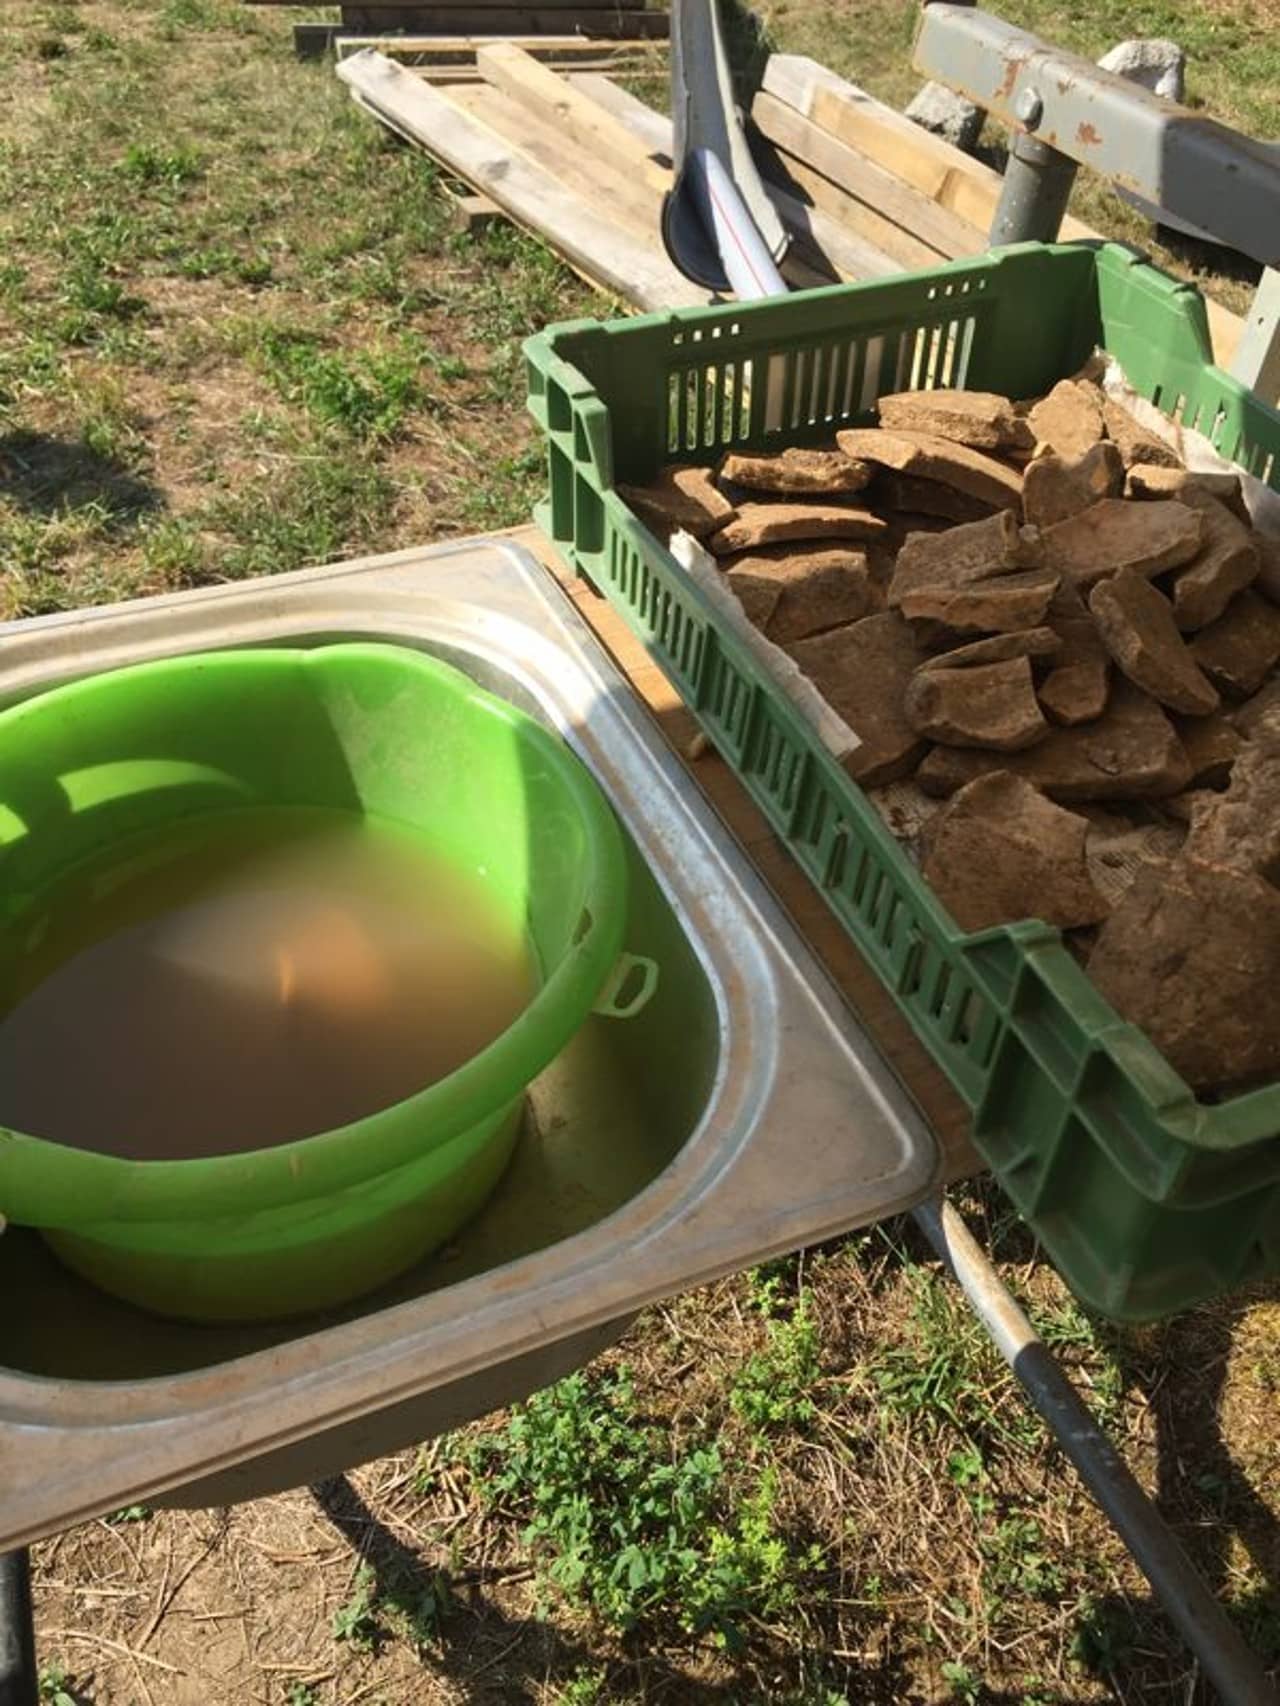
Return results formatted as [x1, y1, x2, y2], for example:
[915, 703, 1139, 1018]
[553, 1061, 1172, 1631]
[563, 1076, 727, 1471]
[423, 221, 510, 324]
[745, 1255, 803, 1317]
[43, 5, 85, 35]
[61, 265, 137, 319]
[1029, 1299, 1126, 1429]
[450, 446, 543, 532]
[208, 457, 396, 579]
[939, 1660, 982, 1702]
[140, 516, 207, 582]
[159, 0, 238, 30]
[872, 1269, 1039, 1455]
[730, 1293, 821, 1432]
[105, 1503, 150, 1524]
[1226, 1574, 1280, 1663]
[121, 141, 203, 189]
[463, 226, 579, 347]
[980, 1513, 1064, 1609]
[332, 1563, 379, 1651]
[37, 1662, 84, 1706]
[378, 1557, 451, 1652]
[555, 1669, 608, 1705]
[467, 1366, 821, 1642]
[1069, 1594, 1139, 1675]
[330, 1556, 449, 1656]
[57, 261, 145, 345]
[74, 376, 145, 464]
[175, 243, 272, 285]
[254, 329, 421, 441]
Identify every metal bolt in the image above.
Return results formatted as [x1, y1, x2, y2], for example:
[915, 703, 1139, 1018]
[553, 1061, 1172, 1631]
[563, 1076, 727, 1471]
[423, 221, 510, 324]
[1015, 87, 1043, 127]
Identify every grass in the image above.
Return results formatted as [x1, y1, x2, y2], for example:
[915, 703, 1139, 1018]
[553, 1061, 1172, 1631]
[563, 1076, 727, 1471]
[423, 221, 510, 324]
[0, 0, 595, 617]
[3, 0, 1277, 1702]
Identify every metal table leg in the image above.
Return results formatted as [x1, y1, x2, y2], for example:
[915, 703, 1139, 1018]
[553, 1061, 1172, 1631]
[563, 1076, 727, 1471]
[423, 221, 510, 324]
[0, 1550, 36, 1706]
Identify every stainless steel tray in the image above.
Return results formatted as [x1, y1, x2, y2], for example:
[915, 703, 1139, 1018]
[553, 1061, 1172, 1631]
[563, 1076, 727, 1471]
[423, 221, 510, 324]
[0, 537, 938, 1547]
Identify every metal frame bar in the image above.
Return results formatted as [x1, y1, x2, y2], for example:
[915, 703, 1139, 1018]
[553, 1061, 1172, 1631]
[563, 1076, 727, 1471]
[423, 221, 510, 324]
[913, 3, 1280, 266]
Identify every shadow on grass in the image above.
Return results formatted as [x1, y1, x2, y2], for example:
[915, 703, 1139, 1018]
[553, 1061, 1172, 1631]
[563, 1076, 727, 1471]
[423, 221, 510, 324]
[0, 430, 162, 524]
[311, 1470, 923, 1703]
[1144, 1293, 1280, 1625]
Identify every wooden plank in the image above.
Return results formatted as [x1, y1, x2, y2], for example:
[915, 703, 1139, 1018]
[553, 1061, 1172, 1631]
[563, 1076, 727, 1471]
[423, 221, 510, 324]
[758, 140, 946, 271]
[346, 7, 672, 32]
[452, 71, 854, 291]
[753, 91, 984, 262]
[419, 58, 663, 83]
[295, 2, 668, 42]
[765, 55, 1005, 235]
[476, 42, 668, 195]
[338, 51, 711, 310]
[763, 53, 1243, 369]
[335, 7, 665, 26]
[447, 188, 504, 232]
[302, 22, 665, 58]
[571, 73, 901, 281]
[253, 0, 653, 7]
[566, 72, 669, 155]
[448, 83, 662, 237]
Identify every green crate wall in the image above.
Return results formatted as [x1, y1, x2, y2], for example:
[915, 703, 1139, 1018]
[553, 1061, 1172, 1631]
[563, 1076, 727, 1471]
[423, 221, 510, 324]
[526, 242, 1280, 1320]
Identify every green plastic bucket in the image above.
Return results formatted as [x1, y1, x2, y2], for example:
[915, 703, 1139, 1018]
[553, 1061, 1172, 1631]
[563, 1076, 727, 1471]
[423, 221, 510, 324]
[0, 643, 630, 1322]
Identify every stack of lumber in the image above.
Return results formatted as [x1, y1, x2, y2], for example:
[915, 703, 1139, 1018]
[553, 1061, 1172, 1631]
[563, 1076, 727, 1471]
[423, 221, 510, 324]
[339, 47, 701, 305]
[338, 43, 1244, 369]
[334, 33, 667, 83]
[337, 46, 898, 308]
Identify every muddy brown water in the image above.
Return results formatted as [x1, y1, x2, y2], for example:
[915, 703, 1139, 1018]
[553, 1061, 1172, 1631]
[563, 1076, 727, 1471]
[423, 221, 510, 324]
[0, 807, 537, 1160]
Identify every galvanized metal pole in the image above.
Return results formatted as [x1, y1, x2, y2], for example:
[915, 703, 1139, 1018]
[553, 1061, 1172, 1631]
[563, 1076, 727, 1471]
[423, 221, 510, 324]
[913, 1198, 1280, 1706]
[0, 1550, 36, 1706]
[989, 113, 1079, 245]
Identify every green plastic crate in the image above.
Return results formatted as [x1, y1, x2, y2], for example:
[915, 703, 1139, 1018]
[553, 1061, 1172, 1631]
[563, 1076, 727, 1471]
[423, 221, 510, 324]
[524, 240, 1280, 1322]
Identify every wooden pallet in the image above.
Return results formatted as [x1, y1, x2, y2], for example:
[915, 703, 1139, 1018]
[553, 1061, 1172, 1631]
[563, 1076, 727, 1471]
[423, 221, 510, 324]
[331, 33, 667, 81]
[246, 0, 669, 57]
[338, 46, 897, 307]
